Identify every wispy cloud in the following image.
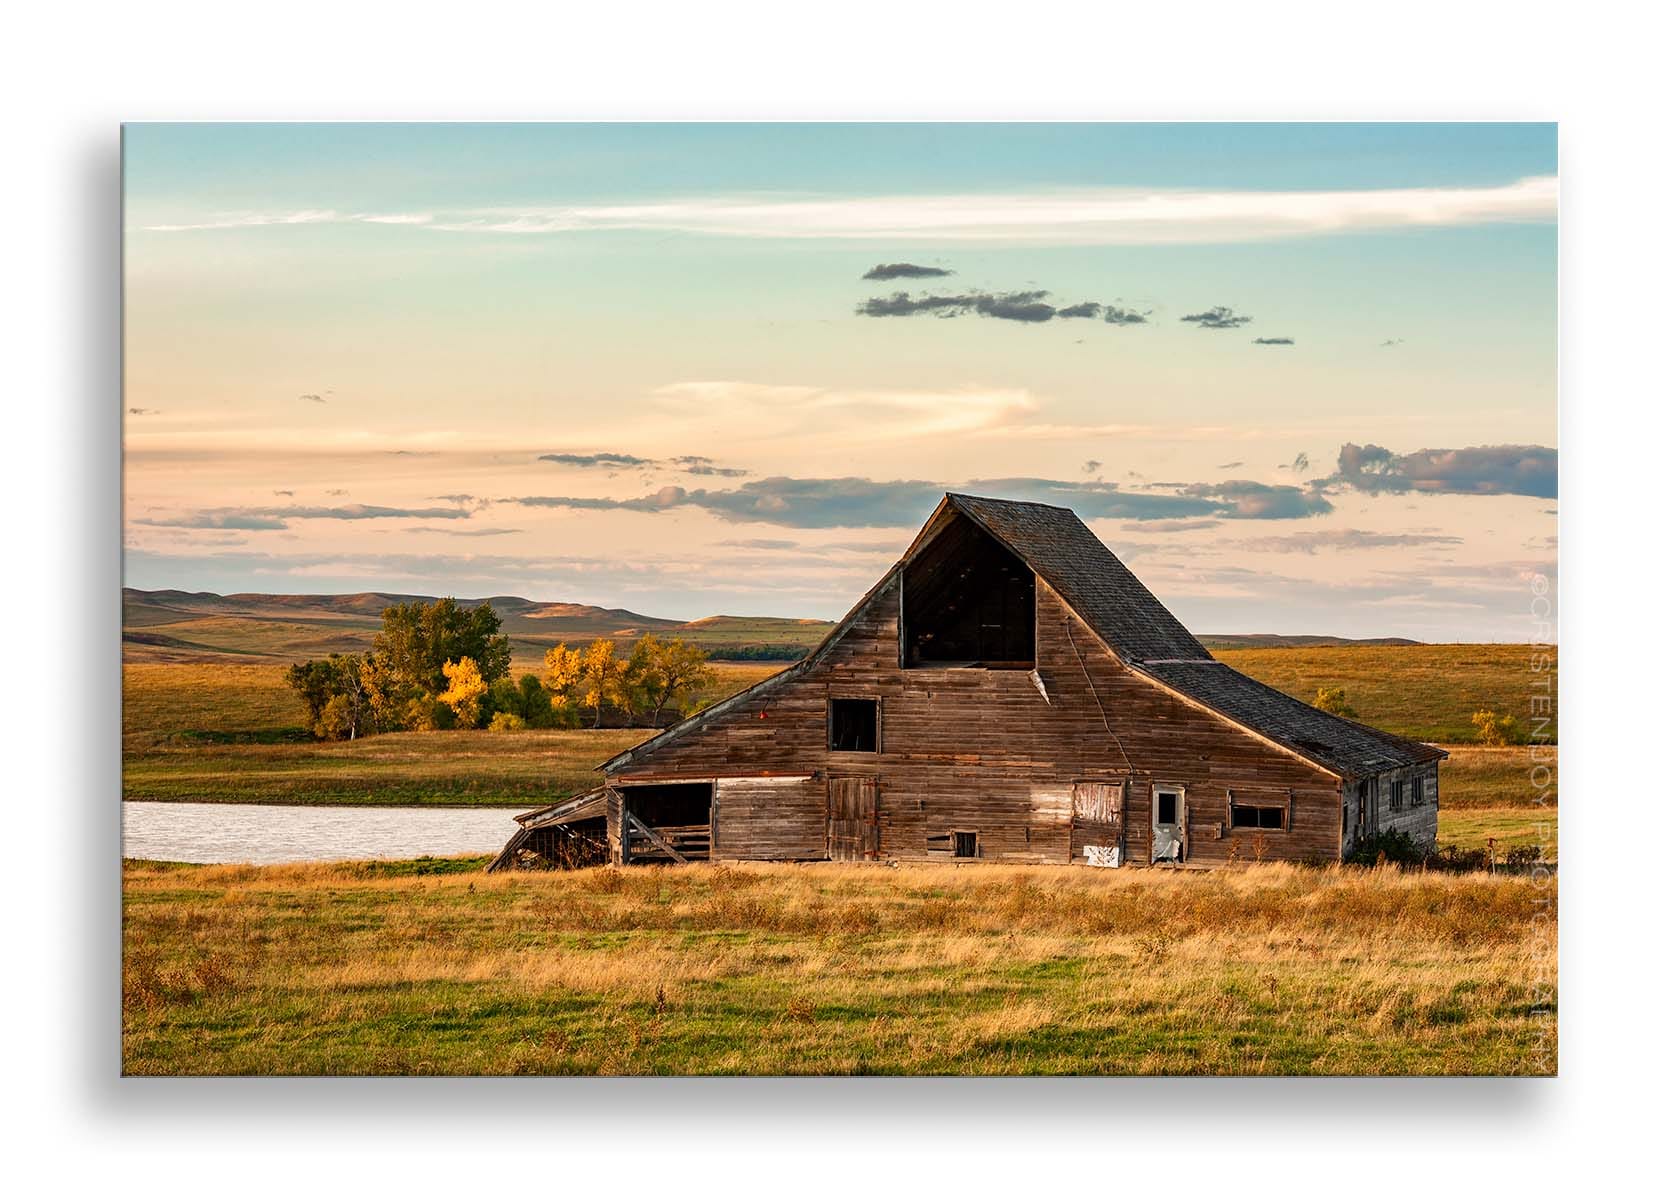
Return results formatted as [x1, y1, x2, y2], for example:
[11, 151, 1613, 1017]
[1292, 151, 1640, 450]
[539, 451, 748, 477]
[1252, 336, 1294, 346]
[135, 503, 477, 531]
[1218, 529, 1464, 555]
[1326, 443, 1558, 499]
[141, 177, 1557, 244]
[298, 393, 327, 404]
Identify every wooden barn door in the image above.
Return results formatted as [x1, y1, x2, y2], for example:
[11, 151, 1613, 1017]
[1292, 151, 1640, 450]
[826, 776, 880, 861]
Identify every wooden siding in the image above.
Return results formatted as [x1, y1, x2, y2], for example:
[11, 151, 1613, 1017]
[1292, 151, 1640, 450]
[713, 776, 827, 860]
[610, 572, 1346, 866]
[1342, 761, 1439, 855]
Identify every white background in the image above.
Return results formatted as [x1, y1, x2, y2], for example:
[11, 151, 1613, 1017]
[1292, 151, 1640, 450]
[2, 1, 1667, 1191]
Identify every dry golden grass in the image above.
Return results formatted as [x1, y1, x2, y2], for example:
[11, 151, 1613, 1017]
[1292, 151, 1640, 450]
[123, 859, 1557, 1076]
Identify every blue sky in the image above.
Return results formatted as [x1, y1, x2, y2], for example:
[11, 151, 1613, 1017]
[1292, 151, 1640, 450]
[122, 123, 1557, 640]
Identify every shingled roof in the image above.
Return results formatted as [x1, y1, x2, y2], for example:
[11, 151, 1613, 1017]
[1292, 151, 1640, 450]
[944, 493, 1443, 779]
[603, 492, 1444, 780]
[946, 494, 1211, 664]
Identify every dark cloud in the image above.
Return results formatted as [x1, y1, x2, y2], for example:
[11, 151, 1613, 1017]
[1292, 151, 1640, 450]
[539, 452, 651, 468]
[1252, 337, 1294, 346]
[1217, 461, 1243, 470]
[859, 290, 1144, 327]
[272, 489, 294, 497]
[1180, 306, 1252, 330]
[862, 262, 952, 280]
[671, 455, 749, 478]
[1081, 459, 1102, 475]
[298, 393, 327, 404]
[1326, 443, 1557, 499]
[127, 407, 158, 415]
[1289, 453, 1310, 473]
[1380, 338, 1404, 348]
[511, 477, 946, 529]
[135, 503, 476, 531]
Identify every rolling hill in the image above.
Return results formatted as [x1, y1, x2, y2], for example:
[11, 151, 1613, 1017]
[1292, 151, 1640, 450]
[121, 589, 832, 666]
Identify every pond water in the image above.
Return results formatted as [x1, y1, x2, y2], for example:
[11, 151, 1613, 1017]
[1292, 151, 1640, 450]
[121, 801, 521, 865]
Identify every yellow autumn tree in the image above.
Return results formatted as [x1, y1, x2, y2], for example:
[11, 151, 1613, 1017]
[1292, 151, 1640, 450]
[439, 656, 489, 728]
[575, 639, 629, 728]
[626, 633, 717, 727]
[542, 642, 584, 724]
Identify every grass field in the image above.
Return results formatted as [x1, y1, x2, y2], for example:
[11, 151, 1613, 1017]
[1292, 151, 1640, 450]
[122, 858, 1556, 1076]
[1215, 643, 1553, 744]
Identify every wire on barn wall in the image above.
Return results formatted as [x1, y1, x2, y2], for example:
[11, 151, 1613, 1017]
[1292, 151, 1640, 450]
[1066, 617, 1136, 776]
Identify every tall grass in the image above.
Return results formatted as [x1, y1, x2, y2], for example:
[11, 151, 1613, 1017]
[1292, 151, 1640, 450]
[124, 859, 1557, 1076]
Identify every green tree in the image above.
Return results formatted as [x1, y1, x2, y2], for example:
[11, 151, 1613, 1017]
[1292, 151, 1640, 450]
[286, 653, 371, 740]
[372, 597, 511, 696]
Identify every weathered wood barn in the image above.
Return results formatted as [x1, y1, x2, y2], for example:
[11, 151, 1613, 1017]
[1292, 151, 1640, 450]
[490, 494, 1444, 872]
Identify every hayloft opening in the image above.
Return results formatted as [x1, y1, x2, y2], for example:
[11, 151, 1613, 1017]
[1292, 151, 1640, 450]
[902, 515, 1035, 668]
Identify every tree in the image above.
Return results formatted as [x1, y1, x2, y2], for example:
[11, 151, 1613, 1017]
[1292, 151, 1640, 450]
[626, 634, 717, 727]
[1311, 686, 1357, 718]
[286, 653, 371, 740]
[372, 597, 511, 696]
[1471, 709, 1519, 745]
[542, 642, 584, 719]
[439, 657, 490, 727]
[577, 639, 628, 728]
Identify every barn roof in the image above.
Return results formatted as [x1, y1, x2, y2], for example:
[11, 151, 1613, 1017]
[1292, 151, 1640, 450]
[601, 492, 1444, 780]
[944, 494, 1211, 664]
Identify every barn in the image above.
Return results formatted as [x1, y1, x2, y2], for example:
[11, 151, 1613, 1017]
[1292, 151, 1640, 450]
[489, 493, 1444, 872]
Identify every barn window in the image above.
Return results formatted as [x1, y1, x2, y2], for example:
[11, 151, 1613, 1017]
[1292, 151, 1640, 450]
[828, 698, 879, 753]
[1231, 804, 1284, 829]
[953, 830, 978, 858]
[1389, 779, 1404, 812]
[902, 515, 1035, 669]
[1411, 776, 1424, 807]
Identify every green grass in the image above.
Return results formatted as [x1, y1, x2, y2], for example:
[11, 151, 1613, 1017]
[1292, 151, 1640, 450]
[122, 859, 1557, 1075]
[1436, 808, 1558, 857]
[1211, 643, 1556, 744]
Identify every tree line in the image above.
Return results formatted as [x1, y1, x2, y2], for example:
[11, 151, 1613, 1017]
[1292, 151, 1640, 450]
[286, 597, 716, 741]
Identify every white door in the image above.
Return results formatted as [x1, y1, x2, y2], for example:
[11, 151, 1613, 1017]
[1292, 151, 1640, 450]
[1151, 785, 1186, 863]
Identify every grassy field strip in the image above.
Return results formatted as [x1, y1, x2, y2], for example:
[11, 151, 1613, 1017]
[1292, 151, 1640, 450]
[122, 860, 1557, 1076]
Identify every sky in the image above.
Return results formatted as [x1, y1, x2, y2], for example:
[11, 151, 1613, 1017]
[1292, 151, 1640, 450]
[122, 123, 1557, 641]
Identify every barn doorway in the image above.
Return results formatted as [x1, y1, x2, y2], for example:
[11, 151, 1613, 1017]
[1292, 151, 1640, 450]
[826, 776, 880, 861]
[1151, 784, 1186, 864]
[620, 781, 714, 864]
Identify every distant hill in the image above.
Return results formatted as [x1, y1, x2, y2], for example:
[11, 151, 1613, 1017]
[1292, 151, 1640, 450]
[121, 589, 832, 666]
[1194, 633, 1423, 651]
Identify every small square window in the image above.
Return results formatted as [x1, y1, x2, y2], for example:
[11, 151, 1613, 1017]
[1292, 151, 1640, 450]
[953, 830, 978, 858]
[828, 698, 878, 753]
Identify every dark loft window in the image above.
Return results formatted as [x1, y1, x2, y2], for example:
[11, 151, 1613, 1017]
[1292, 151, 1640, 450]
[1411, 776, 1424, 807]
[828, 698, 879, 753]
[1389, 779, 1404, 812]
[953, 831, 978, 858]
[902, 514, 1035, 668]
[1232, 804, 1284, 829]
